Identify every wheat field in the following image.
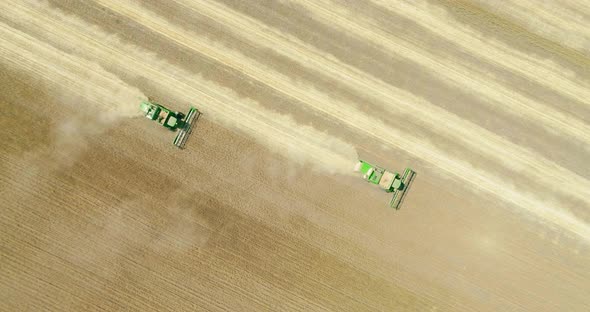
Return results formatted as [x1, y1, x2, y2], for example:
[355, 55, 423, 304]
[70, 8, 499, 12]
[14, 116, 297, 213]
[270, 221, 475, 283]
[1, 1, 589, 311]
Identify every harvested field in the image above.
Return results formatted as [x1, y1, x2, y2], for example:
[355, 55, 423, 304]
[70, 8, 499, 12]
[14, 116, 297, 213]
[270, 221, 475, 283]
[1, 0, 589, 311]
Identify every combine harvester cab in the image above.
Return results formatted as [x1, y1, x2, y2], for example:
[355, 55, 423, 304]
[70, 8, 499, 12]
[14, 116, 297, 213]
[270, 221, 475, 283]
[140, 100, 201, 149]
[354, 160, 416, 209]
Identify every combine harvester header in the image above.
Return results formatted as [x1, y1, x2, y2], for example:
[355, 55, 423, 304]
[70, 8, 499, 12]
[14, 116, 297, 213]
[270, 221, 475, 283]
[354, 160, 416, 209]
[140, 99, 201, 149]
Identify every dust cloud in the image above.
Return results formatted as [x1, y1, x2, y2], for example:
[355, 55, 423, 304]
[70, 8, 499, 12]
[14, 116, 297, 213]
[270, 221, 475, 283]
[0, 15, 147, 166]
[254, 112, 360, 176]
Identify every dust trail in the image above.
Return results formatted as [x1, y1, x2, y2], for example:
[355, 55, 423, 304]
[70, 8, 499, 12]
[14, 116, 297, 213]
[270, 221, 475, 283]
[0, 1, 358, 176]
[292, 0, 590, 145]
[4, 1, 589, 240]
[369, 0, 590, 107]
[0, 19, 146, 165]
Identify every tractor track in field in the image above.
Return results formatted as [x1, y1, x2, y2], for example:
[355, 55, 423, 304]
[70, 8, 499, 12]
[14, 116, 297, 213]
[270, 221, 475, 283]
[1, 0, 589, 311]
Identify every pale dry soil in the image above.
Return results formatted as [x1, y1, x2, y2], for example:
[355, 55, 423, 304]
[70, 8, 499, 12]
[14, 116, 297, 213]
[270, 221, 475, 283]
[1, 1, 590, 311]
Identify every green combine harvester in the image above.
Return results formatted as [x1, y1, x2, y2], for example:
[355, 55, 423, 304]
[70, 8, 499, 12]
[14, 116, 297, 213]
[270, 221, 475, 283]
[354, 160, 416, 209]
[140, 99, 201, 149]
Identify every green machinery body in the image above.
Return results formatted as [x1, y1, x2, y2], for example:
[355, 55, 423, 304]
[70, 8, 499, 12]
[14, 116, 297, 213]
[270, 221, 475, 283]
[140, 100, 201, 149]
[354, 160, 416, 209]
